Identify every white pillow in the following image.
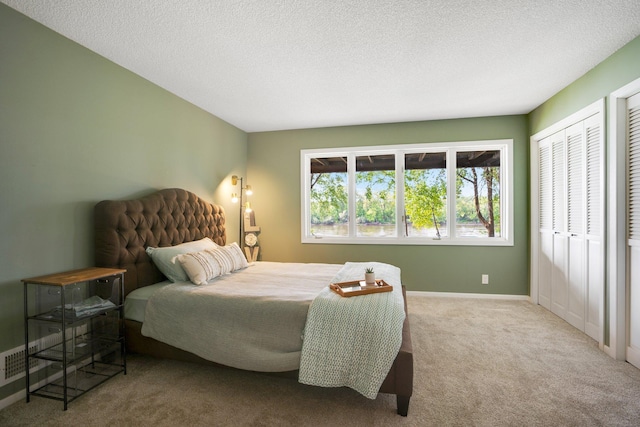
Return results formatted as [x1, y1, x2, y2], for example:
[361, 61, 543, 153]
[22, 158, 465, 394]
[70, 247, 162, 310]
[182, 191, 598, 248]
[145, 238, 217, 282]
[175, 242, 249, 285]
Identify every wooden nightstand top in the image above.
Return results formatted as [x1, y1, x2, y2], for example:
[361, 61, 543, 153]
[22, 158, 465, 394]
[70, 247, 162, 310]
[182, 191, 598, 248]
[22, 267, 126, 286]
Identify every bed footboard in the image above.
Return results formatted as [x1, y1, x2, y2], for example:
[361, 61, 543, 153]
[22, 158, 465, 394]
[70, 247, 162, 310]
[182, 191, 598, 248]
[378, 285, 414, 415]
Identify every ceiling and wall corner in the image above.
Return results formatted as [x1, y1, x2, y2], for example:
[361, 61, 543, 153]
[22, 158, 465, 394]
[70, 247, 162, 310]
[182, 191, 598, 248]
[2, 0, 640, 132]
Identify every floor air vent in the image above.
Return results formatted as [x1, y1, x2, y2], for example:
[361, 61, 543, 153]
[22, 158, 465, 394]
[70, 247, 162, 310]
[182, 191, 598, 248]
[1, 326, 88, 387]
[0, 344, 40, 387]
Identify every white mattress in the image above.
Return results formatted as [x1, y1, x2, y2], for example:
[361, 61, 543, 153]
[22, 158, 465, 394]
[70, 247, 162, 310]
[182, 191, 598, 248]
[124, 281, 171, 322]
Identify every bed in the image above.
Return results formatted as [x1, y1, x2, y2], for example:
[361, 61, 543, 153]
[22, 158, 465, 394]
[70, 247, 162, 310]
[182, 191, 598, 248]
[94, 188, 413, 415]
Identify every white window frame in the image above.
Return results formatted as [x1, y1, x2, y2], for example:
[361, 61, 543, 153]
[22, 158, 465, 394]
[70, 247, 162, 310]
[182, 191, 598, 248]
[301, 139, 514, 246]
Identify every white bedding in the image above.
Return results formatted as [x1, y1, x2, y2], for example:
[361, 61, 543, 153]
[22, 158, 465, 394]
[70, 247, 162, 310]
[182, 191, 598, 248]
[124, 281, 171, 323]
[140, 262, 342, 372]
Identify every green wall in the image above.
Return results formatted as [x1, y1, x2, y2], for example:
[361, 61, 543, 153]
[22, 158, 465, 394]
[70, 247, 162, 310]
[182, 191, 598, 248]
[529, 34, 640, 134]
[528, 34, 640, 347]
[246, 33, 640, 300]
[0, 4, 247, 401]
[247, 115, 530, 295]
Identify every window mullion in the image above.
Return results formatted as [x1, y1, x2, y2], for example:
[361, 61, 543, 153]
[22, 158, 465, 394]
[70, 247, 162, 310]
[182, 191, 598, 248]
[448, 148, 457, 239]
[348, 154, 356, 238]
[396, 151, 406, 238]
[499, 146, 506, 240]
[302, 153, 311, 238]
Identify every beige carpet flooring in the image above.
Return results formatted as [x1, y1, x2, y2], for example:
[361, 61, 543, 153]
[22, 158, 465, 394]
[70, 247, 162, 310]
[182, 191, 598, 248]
[2, 296, 640, 426]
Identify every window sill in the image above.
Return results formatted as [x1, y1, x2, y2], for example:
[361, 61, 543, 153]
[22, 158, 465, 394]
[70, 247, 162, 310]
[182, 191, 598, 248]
[301, 236, 514, 246]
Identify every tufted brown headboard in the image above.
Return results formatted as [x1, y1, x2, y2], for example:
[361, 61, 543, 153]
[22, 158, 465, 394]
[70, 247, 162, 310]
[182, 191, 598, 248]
[94, 188, 226, 296]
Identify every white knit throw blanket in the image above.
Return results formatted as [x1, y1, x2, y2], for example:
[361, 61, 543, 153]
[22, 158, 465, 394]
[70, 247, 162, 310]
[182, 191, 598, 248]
[298, 262, 405, 399]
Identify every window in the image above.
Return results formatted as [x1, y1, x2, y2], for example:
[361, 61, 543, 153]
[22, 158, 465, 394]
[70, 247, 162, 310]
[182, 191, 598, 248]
[356, 154, 395, 237]
[309, 156, 348, 237]
[404, 151, 447, 239]
[302, 140, 513, 246]
[455, 150, 502, 238]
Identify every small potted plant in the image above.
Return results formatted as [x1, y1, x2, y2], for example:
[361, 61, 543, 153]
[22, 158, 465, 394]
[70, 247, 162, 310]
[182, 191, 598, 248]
[365, 267, 376, 285]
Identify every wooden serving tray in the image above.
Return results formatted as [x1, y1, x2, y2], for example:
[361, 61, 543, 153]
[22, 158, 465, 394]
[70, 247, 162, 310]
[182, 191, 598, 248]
[329, 279, 392, 297]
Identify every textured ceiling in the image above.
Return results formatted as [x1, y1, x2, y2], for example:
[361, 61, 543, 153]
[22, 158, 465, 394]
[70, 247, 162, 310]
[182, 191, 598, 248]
[3, 0, 640, 132]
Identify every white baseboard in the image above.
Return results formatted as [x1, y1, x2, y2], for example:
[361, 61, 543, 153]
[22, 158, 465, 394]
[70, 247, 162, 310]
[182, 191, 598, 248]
[407, 290, 530, 301]
[0, 388, 25, 411]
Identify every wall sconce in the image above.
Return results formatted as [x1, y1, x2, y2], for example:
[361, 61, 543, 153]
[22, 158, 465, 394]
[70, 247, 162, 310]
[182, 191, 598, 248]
[231, 175, 253, 246]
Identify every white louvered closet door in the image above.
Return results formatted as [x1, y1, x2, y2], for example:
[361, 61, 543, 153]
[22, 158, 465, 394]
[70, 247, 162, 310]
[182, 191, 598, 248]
[551, 132, 569, 319]
[565, 123, 585, 331]
[627, 91, 640, 369]
[584, 114, 604, 341]
[535, 109, 603, 342]
[538, 138, 553, 310]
